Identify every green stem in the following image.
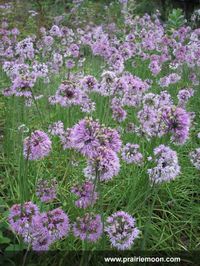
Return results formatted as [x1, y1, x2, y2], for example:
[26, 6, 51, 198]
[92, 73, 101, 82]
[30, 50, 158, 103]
[18, 132, 29, 203]
[141, 184, 159, 250]
[80, 240, 85, 266]
[30, 89, 45, 127]
[95, 166, 105, 249]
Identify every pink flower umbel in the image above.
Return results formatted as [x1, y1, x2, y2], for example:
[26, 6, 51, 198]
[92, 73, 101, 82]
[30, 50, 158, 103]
[147, 145, 180, 184]
[162, 106, 191, 144]
[23, 208, 70, 251]
[71, 181, 98, 209]
[9, 201, 39, 235]
[23, 130, 52, 160]
[189, 148, 200, 170]
[84, 147, 120, 181]
[36, 179, 57, 203]
[121, 143, 143, 165]
[73, 213, 103, 242]
[70, 117, 122, 158]
[36, 208, 70, 241]
[105, 211, 140, 250]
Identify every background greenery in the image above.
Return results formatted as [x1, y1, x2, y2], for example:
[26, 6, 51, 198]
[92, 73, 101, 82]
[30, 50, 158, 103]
[0, 0, 200, 265]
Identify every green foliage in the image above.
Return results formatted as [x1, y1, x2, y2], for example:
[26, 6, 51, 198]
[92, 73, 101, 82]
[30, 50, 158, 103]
[0, 232, 10, 244]
[132, 0, 164, 16]
[0, 0, 200, 264]
[167, 8, 186, 33]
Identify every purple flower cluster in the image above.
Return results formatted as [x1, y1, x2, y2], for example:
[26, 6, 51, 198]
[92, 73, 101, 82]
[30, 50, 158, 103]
[24, 216, 52, 251]
[105, 211, 140, 250]
[70, 118, 121, 157]
[3, 2, 200, 252]
[137, 92, 172, 138]
[37, 208, 70, 241]
[73, 213, 103, 242]
[99, 71, 116, 96]
[97, 73, 150, 123]
[84, 146, 120, 181]
[60, 128, 74, 150]
[49, 79, 96, 113]
[16, 37, 35, 60]
[137, 92, 191, 144]
[121, 143, 143, 165]
[23, 130, 52, 160]
[71, 181, 98, 208]
[4, 72, 36, 98]
[48, 121, 65, 136]
[49, 80, 82, 108]
[9, 202, 39, 235]
[177, 88, 194, 107]
[69, 118, 122, 181]
[9, 202, 69, 251]
[32, 62, 48, 78]
[81, 75, 98, 92]
[36, 179, 57, 202]
[158, 73, 181, 87]
[162, 106, 191, 144]
[112, 105, 127, 123]
[147, 145, 181, 184]
[70, 118, 102, 158]
[189, 148, 200, 170]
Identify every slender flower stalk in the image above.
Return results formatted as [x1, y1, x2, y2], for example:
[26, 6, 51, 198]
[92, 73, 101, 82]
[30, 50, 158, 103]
[141, 184, 159, 250]
[30, 88, 45, 126]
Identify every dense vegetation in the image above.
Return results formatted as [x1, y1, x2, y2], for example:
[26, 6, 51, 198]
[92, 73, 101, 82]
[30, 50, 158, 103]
[0, 0, 200, 265]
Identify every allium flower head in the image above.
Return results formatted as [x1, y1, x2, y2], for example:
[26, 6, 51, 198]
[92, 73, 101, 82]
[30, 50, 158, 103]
[32, 62, 48, 78]
[36, 179, 57, 202]
[100, 127, 122, 153]
[109, 53, 124, 73]
[70, 118, 121, 156]
[49, 80, 82, 107]
[24, 215, 52, 251]
[23, 130, 52, 160]
[149, 60, 161, 76]
[38, 208, 70, 241]
[158, 73, 181, 87]
[53, 53, 63, 67]
[66, 59, 75, 69]
[177, 89, 194, 107]
[16, 37, 34, 59]
[162, 106, 191, 144]
[80, 97, 96, 113]
[99, 71, 116, 96]
[23, 208, 69, 251]
[69, 43, 79, 58]
[9, 201, 39, 235]
[70, 118, 101, 158]
[73, 213, 103, 242]
[49, 25, 62, 37]
[189, 148, 200, 170]
[105, 211, 140, 250]
[137, 92, 190, 143]
[81, 75, 98, 91]
[147, 145, 181, 184]
[121, 143, 143, 164]
[48, 121, 64, 136]
[43, 35, 54, 46]
[84, 146, 120, 181]
[112, 106, 127, 123]
[71, 181, 98, 208]
[11, 73, 36, 97]
[60, 128, 73, 150]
